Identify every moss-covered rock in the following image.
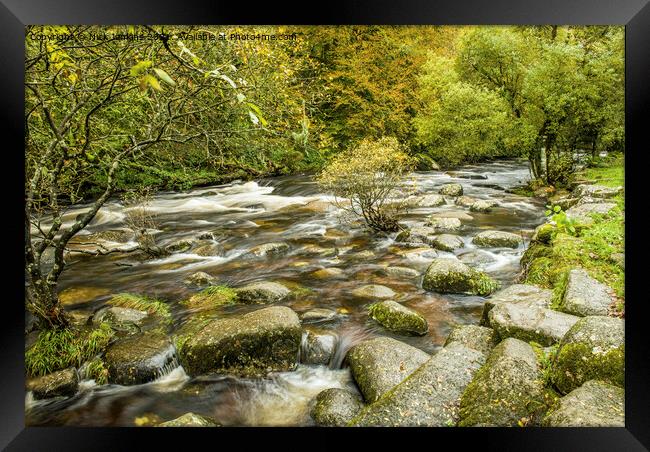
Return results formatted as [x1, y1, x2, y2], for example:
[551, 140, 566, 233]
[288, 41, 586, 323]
[107, 293, 171, 320]
[183, 285, 238, 309]
[531, 223, 556, 244]
[346, 336, 429, 403]
[458, 338, 546, 426]
[383, 266, 420, 279]
[311, 267, 344, 279]
[430, 234, 464, 252]
[26, 367, 78, 399]
[520, 242, 553, 269]
[351, 284, 396, 300]
[542, 380, 624, 427]
[349, 343, 485, 426]
[165, 239, 196, 253]
[560, 269, 612, 316]
[565, 202, 616, 225]
[92, 306, 148, 330]
[424, 217, 462, 232]
[105, 330, 176, 385]
[455, 195, 477, 208]
[472, 230, 522, 248]
[470, 200, 498, 213]
[422, 258, 500, 296]
[415, 194, 446, 207]
[235, 281, 291, 304]
[551, 316, 624, 394]
[157, 412, 219, 427]
[179, 306, 301, 377]
[480, 284, 553, 326]
[368, 300, 428, 336]
[183, 271, 216, 286]
[439, 183, 463, 196]
[310, 388, 364, 426]
[443, 324, 499, 357]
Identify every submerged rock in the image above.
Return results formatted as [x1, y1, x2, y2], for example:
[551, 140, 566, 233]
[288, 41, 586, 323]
[383, 266, 420, 279]
[368, 300, 428, 336]
[346, 336, 429, 403]
[565, 202, 616, 224]
[311, 267, 345, 279]
[560, 269, 612, 316]
[472, 230, 522, 248]
[443, 324, 498, 357]
[458, 338, 546, 426]
[27, 368, 78, 400]
[470, 200, 498, 213]
[105, 330, 176, 385]
[425, 217, 462, 232]
[551, 316, 624, 394]
[480, 284, 553, 325]
[429, 234, 464, 252]
[543, 380, 624, 427]
[243, 242, 290, 258]
[179, 306, 301, 377]
[395, 226, 437, 246]
[351, 284, 396, 300]
[300, 308, 340, 324]
[235, 281, 291, 304]
[439, 183, 463, 197]
[183, 271, 216, 286]
[422, 258, 499, 296]
[349, 343, 486, 426]
[302, 330, 337, 366]
[157, 413, 219, 427]
[310, 388, 364, 427]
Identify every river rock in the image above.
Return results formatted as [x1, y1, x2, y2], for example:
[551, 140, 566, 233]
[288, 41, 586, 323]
[395, 226, 437, 246]
[300, 308, 340, 324]
[183, 271, 216, 286]
[428, 211, 474, 221]
[560, 269, 612, 316]
[368, 300, 428, 336]
[397, 247, 439, 261]
[244, 242, 290, 258]
[443, 324, 498, 356]
[430, 234, 464, 252]
[310, 388, 364, 427]
[27, 368, 78, 400]
[302, 331, 337, 366]
[458, 338, 545, 426]
[542, 380, 624, 427]
[346, 337, 429, 403]
[92, 306, 148, 329]
[565, 202, 616, 224]
[165, 239, 195, 253]
[157, 413, 219, 427]
[422, 258, 499, 296]
[193, 242, 225, 257]
[425, 217, 462, 232]
[472, 230, 522, 248]
[470, 200, 498, 213]
[311, 267, 344, 279]
[439, 183, 463, 196]
[457, 250, 497, 268]
[480, 284, 553, 325]
[488, 301, 580, 346]
[179, 306, 301, 377]
[105, 330, 176, 385]
[235, 281, 291, 304]
[349, 343, 485, 426]
[574, 184, 623, 199]
[455, 196, 477, 208]
[551, 316, 624, 394]
[416, 194, 446, 207]
[351, 284, 396, 300]
[383, 266, 420, 279]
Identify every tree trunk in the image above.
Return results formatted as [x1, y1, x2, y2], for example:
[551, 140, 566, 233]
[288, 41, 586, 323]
[26, 279, 69, 330]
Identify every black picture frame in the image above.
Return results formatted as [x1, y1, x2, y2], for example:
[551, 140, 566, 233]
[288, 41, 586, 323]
[2, 1, 649, 450]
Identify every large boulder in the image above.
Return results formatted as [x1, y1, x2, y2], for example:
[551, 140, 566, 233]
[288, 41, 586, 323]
[157, 413, 219, 427]
[179, 306, 301, 377]
[368, 300, 428, 336]
[560, 269, 612, 316]
[543, 380, 624, 427]
[470, 200, 498, 213]
[429, 234, 464, 252]
[425, 217, 462, 232]
[243, 242, 290, 259]
[480, 284, 553, 326]
[302, 330, 337, 366]
[439, 183, 463, 197]
[574, 184, 623, 199]
[422, 258, 500, 296]
[488, 301, 580, 346]
[472, 230, 522, 248]
[565, 202, 617, 225]
[346, 337, 429, 403]
[443, 324, 499, 357]
[235, 281, 291, 304]
[310, 388, 364, 427]
[27, 368, 78, 399]
[105, 331, 176, 385]
[351, 284, 396, 300]
[349, 343, 486, 426]
[551, 316, 624, 394]
[458, 338, 546, 426]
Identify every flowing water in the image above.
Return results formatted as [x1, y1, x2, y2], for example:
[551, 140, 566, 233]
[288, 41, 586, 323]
[26, 158, 546, 426]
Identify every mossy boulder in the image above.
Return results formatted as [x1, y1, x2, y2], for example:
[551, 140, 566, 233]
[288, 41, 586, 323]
[470, 200, 498, 213]
[458, 338, 546, 426]
[531, 223, 556, 244]
[92, 306, 148, 334]
[480, 284, 553, 326]
[349, 343, 486, 426]
[346, 336, 429, 403]
[472, 230, 522, 248]
[27, 367, 78, 399]
[351, 284, 396, 300]
[439, 183, 463, 196]
[542, 380, 624, 427]
[430, 234, 464, 252]
[422, 258, 500, 296]
[184, 285, 238, 309]
[302, 330, 337, 366]
[560, 269, 612, 317]
[243, 242, 290, 258]
[520, 242, 553, 269]
[235, 281, 291, 304]
[368, 300, 428, 336]
[310, 388, 364, 426]
[443, 324, 499, 357]
[105, 330, 176, 385]
[455, 195, 477, 208]
[157, 413, 219, 427]
[424, 217, 462, 232]
[488, 301, 579, 346]
[551, 316, 624, 394]
[179, 306, 301, 377]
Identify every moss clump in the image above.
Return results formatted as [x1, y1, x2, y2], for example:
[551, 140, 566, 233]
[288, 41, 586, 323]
[535, 223, 556, 244]
[470, 273, 501, 296]
[109, 293, 171, 318]
[551, 343, 624, 395]
[368, 301, 428, 336]
[84, 357, 109, 385]
[25, 323, 114, 377]
[520, 242, 553, 269]
[183, 285, 238, 309]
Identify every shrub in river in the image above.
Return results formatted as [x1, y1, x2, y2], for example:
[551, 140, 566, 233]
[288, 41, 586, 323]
[25, 323, 114, 377]
[317, 137, 415, 233]
[108, 293, 171, 319]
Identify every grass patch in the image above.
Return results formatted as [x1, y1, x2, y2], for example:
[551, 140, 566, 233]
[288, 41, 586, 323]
[25, 323, 114, 377]
[183, 285, 238, 309]
[577, 153, 624, 187]
[83, 357, 109, 385]
[109, 293, 171, 318]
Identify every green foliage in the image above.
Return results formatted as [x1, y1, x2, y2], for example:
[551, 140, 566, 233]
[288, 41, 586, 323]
[84, 357, 109, 385]
[25, 323, 114, 377]
[183, 285, 238, 309]
[545, 204, 579, 236]
[108, 293, 171, 318]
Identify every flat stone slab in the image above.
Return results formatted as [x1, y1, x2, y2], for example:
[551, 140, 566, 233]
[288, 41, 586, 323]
[349, 343, 486, 426]
[561, 269, 612, 316]
[565, 202, 616, 224]
[443, 324, 499, 357]
[574, 184, 623, 199]
[480, 284, 553, 325]
[543, 380, 624, 427]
